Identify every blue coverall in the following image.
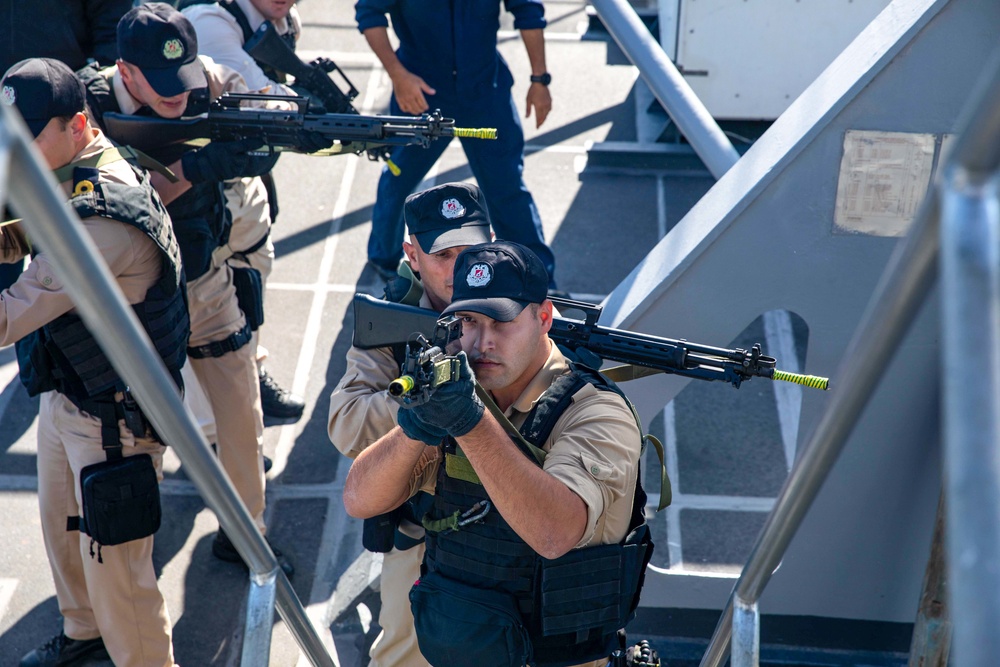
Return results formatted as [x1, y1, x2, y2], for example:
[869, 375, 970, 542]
[356, 0, 557, 287]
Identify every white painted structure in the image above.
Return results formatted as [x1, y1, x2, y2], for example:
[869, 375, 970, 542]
[659, 0, 894, 119]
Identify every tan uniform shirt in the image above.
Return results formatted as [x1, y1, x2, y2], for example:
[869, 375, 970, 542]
[407, 342, 641, 548]
[182, 0, 302, 96]
[328, 289, 434, 459]
[0, 128, 160, 346]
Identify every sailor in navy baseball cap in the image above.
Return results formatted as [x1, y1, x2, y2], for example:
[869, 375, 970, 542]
[1, 58, 86, 138]
[443, 241, 550, 322]
[117, 2, 207, 97]
[404, 182, 493, 253]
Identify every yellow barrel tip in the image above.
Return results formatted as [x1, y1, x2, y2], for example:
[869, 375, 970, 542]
[773, 369, 830, 391]
[453, 128, 498, 140]
[388, 375, 415, 397]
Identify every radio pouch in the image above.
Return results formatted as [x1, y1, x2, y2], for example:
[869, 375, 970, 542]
[79, 453, 161, 549]
[232, 265, 264, 330]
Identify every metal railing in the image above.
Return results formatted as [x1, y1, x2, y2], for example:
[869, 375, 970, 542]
[590, 0, 740, 179]
[697, 50, 1000, 667]
[0, 105, 336, 667]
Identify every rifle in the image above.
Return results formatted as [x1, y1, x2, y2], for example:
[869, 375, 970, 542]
[352, 293, 830, 403]
[243, 19, 359, 115]
[101, 93, 496, 168]
[386, 316, 464, 406]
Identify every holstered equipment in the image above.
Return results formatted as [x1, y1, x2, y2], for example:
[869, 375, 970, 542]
[231, 265, 264, 331]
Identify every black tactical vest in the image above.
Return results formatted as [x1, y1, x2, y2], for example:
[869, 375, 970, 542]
[421, 364, 654, 667]
[16, 162, 190, 404]
[77, 62, 228, 281]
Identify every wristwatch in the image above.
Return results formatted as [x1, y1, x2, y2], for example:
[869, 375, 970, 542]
[529, 72, 552, 86]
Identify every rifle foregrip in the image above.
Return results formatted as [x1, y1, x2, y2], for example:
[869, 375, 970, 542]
[771, 370, 829, 391]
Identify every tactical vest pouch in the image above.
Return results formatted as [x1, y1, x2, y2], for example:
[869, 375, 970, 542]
[362, 508, 402, 553]
[231, 265, 264, 330]
[537, 523, 652, 638]
[410, 570, 532, 667]
[79, 453, 161, 547]
[15, 331, 58, 397]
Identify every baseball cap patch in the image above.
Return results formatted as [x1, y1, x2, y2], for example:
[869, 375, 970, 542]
[162, 38, 184, 60]
[466, 263, 493, 287]
[440, 197, 465, 219]
[1, 85, 15, 105]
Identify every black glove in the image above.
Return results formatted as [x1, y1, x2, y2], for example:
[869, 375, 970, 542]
[404, 352, 485, 439]
[180, 137, 279, 183]
[295, 130, 335, 154]
[397, 406, 449, 446]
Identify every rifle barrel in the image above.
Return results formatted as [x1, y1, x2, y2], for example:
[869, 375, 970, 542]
[351, 293, 829, 390]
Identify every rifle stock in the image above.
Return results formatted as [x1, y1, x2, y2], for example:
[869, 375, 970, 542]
[102, 114, 211, 154]
[353, 294, 440, 350]
[351, 293, 830, 391]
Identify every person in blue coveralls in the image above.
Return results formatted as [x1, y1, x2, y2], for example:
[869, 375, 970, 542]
[355, 0, 560, 290]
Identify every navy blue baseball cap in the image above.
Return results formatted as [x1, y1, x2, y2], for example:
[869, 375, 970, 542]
[404, 182, 492, 253]
[117, 3, 207, 97]
[443, 242, 550, 322]
[1, 58, 86, 137]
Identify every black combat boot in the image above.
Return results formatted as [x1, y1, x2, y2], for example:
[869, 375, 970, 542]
[259, 367, 305, 423]
[19, 633, 110, 666]
[212, 529, 295, 578]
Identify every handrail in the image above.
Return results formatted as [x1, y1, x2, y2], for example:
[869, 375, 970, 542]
[0, 105, 336, 667]
[698, 50, 1000, 667]
[590, 0, 740, 179]
[939, 51, 1000, 666]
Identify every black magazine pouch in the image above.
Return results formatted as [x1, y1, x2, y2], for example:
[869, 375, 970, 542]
[80, 453, 161, 547]
[410, 570, 532, 667]
[536, 523, 652, 641]
[537, 542, 626, 638]
[362, 507, 402, 553]
[231, 265, 265, 330]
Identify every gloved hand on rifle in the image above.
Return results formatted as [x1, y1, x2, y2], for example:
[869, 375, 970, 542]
[180, 136, 280, 183]
[295, 130, 335, 154]
[397, 351, 485, 445]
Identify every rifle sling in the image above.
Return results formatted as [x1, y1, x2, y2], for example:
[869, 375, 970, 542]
[51, 146, 178, 184]
[597, 365, 671, 510]
[474, 383, 547, 467]
[442, 385, 546, 489]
